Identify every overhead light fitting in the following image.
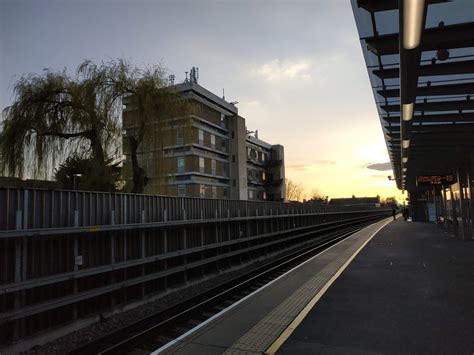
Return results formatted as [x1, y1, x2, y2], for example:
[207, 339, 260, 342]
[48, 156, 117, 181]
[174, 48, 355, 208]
[436, 48, 450, 61]
[403, 0, 425, 50]
[403, 168, 407, 172]
[402, 139, 410, 149]
[403, 157, 408, 163]
[402, 103, 414, 121]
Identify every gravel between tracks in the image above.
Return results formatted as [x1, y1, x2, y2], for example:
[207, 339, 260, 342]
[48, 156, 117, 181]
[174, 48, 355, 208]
[25, 254, 284, 354]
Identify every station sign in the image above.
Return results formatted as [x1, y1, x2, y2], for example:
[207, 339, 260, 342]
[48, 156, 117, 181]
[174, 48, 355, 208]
[416, 174, 455, 186]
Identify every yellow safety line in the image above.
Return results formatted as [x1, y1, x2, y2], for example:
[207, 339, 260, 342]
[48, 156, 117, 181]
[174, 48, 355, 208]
[265, 217, 393, 355]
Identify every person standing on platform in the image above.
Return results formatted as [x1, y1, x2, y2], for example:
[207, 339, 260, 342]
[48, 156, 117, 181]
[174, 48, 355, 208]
[402, 208, 409, 221]
[392, 208, 396, 220]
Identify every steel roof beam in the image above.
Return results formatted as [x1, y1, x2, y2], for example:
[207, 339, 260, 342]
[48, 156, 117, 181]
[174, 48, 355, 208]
[382, 98, 474, 113]
[373, 60, 474, 79]
[382, 112, 474, 124]
[377, 82, 474, 98]
[365, 22, 474, 56]
[356, 0, 447, 12]
[385, 122, 474, 133]
[388, 132, 474, 141]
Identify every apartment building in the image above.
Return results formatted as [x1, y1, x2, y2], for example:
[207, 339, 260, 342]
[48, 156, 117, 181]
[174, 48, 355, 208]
[246, 133, 285, 201]
[122, 67, 285, 201]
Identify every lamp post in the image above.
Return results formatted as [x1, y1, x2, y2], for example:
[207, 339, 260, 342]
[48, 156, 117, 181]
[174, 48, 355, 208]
[73, 173, 82, 190]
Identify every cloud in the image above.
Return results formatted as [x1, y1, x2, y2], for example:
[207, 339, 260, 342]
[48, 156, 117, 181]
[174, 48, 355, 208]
[366, 162, 392, 171]
[242, 100, 261, 107]
[288, 160, 339, 171]
[370, 173, 391, 179]
[253, 59, 312, 82]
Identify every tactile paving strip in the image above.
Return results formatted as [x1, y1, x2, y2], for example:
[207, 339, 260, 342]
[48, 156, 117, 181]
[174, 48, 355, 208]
[223, 220, 388, 354]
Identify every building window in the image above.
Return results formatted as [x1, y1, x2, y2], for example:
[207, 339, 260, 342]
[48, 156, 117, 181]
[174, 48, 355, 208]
[223, 187, 228, 198]
[232, 155, 236, 163]
[211, 159, 216, 175]
[177, 156, 185, 173]
[178, 185, 186, 197]
[212, 186, 217, 199]
[263, 191, 267, 200]
[231, 131, 235, 139]
[233, 179, 236, 187]
[248, 190, 253, 199]
[199, 156, 205, 173]
[210, 134, 215, 149]
[198, 129, 204, 145]
[200, 184, 206, 198]
[262, 171, 266, 181]
[176, 130, 184, 146]
[221, 139, 227, 153]
[220, 113, 226, 128]
[223, 163, 228, 177]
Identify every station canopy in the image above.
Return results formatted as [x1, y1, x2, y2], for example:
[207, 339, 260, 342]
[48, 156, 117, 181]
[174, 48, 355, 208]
[352, 0, 474, 191]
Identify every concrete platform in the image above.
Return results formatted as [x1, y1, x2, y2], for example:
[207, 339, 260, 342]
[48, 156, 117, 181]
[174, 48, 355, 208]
[157, 218, 392, 354]
[278, 219, 474, 354]
[154, 218, 474, 355]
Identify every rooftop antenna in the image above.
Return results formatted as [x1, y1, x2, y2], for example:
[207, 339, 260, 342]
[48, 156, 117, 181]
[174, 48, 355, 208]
[185, 71, 188, 82]
[222, 88, 225, 100]
[190, 67, 199, 84]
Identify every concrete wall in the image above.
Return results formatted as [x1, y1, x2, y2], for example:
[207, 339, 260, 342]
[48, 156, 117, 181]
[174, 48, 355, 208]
[270, 144, 286, 201]
[228, 115, 248, 200]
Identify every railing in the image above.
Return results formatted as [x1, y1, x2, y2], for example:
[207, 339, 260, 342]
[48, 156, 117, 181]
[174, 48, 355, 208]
[0, 186, 391, 347]
[0, 187, 381, 233]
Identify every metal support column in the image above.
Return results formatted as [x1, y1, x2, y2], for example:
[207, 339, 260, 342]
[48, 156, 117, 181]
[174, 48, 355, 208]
[449, 184, 458, 236]
[467, 163, 474, 239]
[163, 209, 168, 290]
[456, 167, 469, 240]
[441, 186, 448, 230]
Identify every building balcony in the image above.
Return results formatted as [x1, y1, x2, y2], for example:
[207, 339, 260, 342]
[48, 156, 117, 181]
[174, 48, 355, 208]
[247, 157, 269, 167]
[264, 159, 282, 168]
[265, 178, 283, 187]
[247, 178, 265, 186]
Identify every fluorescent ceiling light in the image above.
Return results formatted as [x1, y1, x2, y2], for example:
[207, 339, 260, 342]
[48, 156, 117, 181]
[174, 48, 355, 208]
[403, 157, 408, 163]
[403, 0, 425, 49]
[403, 168, 407, 172]
[402, 103, 414, 121]
[402, 140, 410, 149]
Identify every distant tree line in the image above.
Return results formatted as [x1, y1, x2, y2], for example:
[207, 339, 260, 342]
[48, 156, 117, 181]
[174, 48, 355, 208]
[285, 178, 326, 203]
[285, 178, 397, 207]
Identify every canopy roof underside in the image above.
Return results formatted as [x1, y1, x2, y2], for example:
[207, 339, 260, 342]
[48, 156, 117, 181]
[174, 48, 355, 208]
[352, 0, 474, 190]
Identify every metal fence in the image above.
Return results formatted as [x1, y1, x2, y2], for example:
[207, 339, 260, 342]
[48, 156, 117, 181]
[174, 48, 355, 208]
[0, 186, 391, 347]
[0, 187, 377, 233]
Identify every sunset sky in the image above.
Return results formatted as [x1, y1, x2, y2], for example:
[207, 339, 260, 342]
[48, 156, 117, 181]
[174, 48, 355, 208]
[0, 0, 404, 201]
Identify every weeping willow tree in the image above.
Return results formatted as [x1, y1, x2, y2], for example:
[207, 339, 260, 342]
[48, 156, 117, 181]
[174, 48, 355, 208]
[123, 68, 194, 193]
[0, 60, 127, 189]
[0, 59, 191, 192]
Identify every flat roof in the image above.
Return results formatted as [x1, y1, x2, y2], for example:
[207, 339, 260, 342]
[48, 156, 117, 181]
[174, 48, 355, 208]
[173, 81, 238, 116]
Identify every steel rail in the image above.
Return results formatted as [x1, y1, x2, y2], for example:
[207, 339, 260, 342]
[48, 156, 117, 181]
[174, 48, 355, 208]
[70, 215, 386, 355]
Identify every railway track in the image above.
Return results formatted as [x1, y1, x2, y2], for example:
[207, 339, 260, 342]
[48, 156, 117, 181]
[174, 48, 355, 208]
[70, 215, 386, 355]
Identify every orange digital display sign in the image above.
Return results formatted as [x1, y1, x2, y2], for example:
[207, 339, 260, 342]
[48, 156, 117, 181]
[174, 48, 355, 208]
[416, 175, 455, 186]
